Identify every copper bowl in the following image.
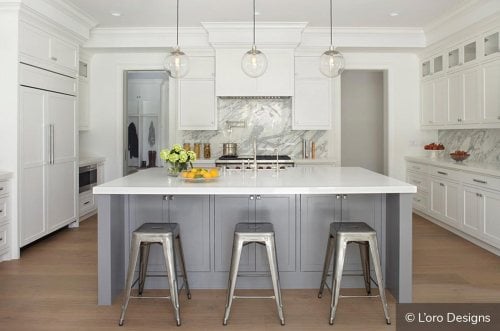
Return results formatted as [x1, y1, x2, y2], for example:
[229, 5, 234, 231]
[450, 152, 470, 162]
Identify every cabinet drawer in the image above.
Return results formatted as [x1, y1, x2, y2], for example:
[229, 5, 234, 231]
[0, 180, 9, 196]
[428, 166, 461, 181]
[407, 172, 429, 192]
[0, 224, 9, 253]
[20, 64, 77, 96]
[412, 192, 428, 212]
[407, 162, 428, 173]
[462, 172, 500, 192]
[79, 192, 95, 215]
[0, 197, 8, 224]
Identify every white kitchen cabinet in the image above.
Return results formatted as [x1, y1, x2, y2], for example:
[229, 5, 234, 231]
[429, 177, 460, 228]
[433, 77, 449, 124]
[178, 79, 217, 130]
[462, 185, 483, 239]
[19, 72, 77, 247]
[0, 178, 11, 261]
[421, 80, 435, 126]
[482, 189, 500, 248]
[481, 60, 500, 123]
[448, 72, 463, 125]
[448, 67, 482, 125]
[19, 21, 78, 77]
[215, 49, 294, 97]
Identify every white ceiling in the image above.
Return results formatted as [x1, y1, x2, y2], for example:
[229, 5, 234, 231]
[65, 0, 469, 28]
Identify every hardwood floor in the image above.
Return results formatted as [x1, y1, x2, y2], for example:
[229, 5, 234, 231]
[0, 213, 498, 330]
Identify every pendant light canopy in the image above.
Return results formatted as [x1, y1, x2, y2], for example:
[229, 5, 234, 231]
[241, 0, 267, 78]
[319, 0, 345, 78]
[164, 0, 189, 78]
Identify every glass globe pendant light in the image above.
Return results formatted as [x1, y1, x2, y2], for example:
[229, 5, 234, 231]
[319, 0, 345, 77]
[241, 0, 267, 78]
[164, 0, 189, 78]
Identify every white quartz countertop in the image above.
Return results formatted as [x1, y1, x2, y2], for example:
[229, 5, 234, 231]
[79, 155, 106, 167]
[94, 166, 416, 195]
[0, 171, 13, 181]
[293, 158, 337, 165]
[405, 156, 500, 177]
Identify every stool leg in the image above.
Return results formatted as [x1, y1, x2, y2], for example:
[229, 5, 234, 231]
[138, 243, 151, 296]
[175, 234, 191, 299]
[162, 237, 181, 327]
[329, 237, 347, 325]
[318, 234, 335, 298]
[266, 237, 285, 326]
[368, 236, 391, 325]
[359, 242, 371, 295]
[119, 235, 141, 326]
[223, 235, 243, 326]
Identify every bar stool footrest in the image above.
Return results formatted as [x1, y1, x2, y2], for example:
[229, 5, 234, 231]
[233, 295, 276, 300]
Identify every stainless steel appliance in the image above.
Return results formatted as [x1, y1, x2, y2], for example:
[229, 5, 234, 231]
[79, 164, 97, 193]
[216, 155, 294, 170]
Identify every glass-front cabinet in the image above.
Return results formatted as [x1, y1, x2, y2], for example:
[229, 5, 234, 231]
[484, 31, 499, 57]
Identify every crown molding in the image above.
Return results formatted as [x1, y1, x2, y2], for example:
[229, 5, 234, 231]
[424, 0, 500, 46]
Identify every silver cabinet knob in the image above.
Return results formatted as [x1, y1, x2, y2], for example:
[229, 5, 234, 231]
[51, 56, 58, 61]
[342, 195, 348, 200]
[249, 195, 254, 200]
[256, 195, 261, 200]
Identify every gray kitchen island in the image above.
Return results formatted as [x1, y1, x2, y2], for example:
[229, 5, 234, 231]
[93, 167, 416, 305]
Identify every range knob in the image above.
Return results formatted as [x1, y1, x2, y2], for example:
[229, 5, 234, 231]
[266, 166, 272, 169]
[235, 166, 241, 169]
[258, 166, 264, 170]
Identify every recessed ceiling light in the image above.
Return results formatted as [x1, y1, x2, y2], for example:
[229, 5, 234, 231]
[389, 12, 399, 17]
[110, 12, 121, 17]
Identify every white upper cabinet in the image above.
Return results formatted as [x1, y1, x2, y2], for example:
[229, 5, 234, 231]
[177, 57, 217, 130]
[216, 49, 294, 97]
[421, 80, 434, 126]
[19, 22, 78, 77]
[481, 60, 500, 123]
[462, 67, 482, 124]
[293, 57, 333, 130]
[433, 77, 449, 124]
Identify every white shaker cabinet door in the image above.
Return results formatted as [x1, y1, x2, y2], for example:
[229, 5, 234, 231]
[482, 61, 500, 123]
[421, 80, 434, 126]
[448, 72, 463, 125]
[47, 93, 77, 162]
[462, 186, 482, 239]
[462, 67, 482, 124]
[20, 87, 46, 167]
[46, 161, 77, 232]
[433, 77, 449, 124]
[482, 190, 500, 248]
[293, 78, 332, 130]
[178, 79, 217, 130]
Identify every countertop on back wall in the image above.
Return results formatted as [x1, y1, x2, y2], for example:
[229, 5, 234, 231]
[406, 155, 500, 177]
[79, 155, 106, 167]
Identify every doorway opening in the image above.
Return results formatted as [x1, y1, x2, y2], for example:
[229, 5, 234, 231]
[340, 70, 388, 174]
[123, 70, 169, 176]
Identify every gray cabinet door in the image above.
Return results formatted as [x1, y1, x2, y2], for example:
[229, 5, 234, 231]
[214, 195, 255, 272]
[300, 195, 340, 271]
[255, 195, 296, 272]
[169, 195, 211, 272]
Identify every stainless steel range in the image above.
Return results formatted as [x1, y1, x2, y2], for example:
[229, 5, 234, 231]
[216, 155, 295, 170]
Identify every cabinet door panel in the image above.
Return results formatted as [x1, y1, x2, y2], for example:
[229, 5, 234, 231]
[255, 195, 295, 272]
[20, 167, 45, 246]
[463, 187, 481, 238]
[483, 191, 500, 248]
[300, 195, 339, 271]
[448, 73, 463, 124]
[47, 93, 76, 162]
[178, 79, 216, 130]
[19, 23, 50, 62]
[293, 78, 332, 130]
[421, 81, 434, 125]
[463, 68, 481, 123]
[170, 196, 211, 272]
[215, 196, 254, 272]
[50, 38, 77, 72]
[482, 61, 500, 123]
[430, 179, 446, 217]
[46, 161, 76, 231]
[444, 181, 461, 227]
[20, 87, 46, 167]
[433, 77, 449, 124]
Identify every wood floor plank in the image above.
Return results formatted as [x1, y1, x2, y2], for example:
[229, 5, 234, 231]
[0, 213, 498, 330]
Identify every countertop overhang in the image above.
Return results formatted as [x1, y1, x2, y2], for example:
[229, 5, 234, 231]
[93, 166, 416, 195]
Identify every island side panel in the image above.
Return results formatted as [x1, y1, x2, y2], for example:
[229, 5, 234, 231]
[385, 193, 413, 303]
[97, 194, 125, 305]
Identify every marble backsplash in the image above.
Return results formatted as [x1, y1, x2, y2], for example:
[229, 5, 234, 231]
[180, 98, 329, 158]
[438, 129, 500, 165]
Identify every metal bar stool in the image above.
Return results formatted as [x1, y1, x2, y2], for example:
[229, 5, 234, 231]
[223, 222, 285, 326]
[119, 223, 191, 327]
[318, 222, 390, 325]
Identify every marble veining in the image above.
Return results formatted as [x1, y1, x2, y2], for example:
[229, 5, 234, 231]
[438, 129, 500, 165]
[180, 98, 328, 158]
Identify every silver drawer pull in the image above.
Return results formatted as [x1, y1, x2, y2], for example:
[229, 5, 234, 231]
[83, 201, 90, 205]
[473, 179, 487, 184]
[0, 209, 3, 213]
[437, 171, 448, 175]
[0, 237, 3, 242]
[476, 193, 483, 198]
[0, 187, 4, 190]
[440, 183, 445, 187]
[51, 56, 58, 61]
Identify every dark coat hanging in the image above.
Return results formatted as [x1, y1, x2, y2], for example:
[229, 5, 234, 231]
[128, 122, 139, 158]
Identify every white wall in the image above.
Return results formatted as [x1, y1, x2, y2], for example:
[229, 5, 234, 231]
[341, 52, 437, 180]
[0, 7, 20, 259]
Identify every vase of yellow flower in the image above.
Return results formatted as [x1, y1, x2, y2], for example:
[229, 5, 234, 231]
[160, 144, 197, 177]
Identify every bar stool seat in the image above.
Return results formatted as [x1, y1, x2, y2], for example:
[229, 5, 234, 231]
[223, 222, 285, 326]
[118, 222, 191, 327]
[318, 221, 391, 325]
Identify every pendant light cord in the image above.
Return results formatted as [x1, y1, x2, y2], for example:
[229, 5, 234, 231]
[176, 0, 180, 47]
[330, 0, 333, 47]
[253, 0, 256, 46]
